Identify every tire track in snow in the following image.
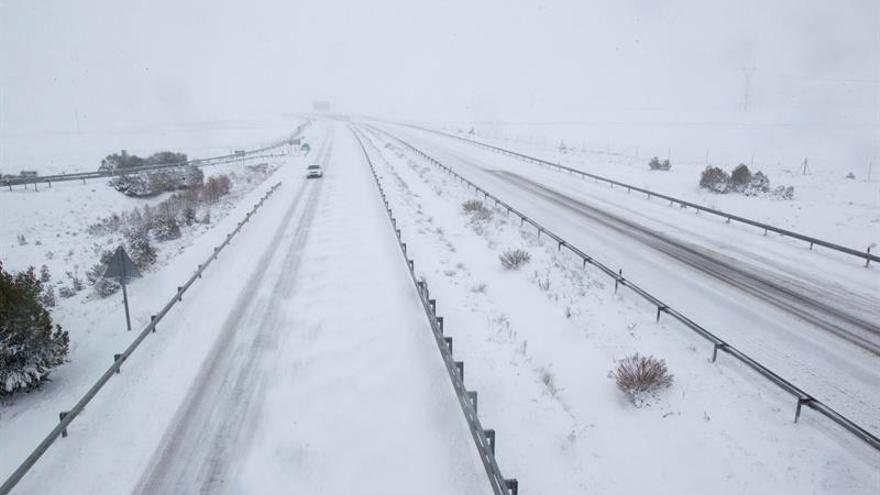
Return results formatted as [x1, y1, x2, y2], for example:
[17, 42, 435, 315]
[134, 135, 334, 494]
[489, 170, 880, 355]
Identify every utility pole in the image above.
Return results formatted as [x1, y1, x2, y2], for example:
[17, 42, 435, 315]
[742, 66, 757, 111]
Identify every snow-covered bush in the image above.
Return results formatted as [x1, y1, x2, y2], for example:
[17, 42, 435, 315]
[499, 249, 531, 270]
[125, 228, 157, 269]
[0, 263, 69, 395]
[699, 166, 730, 193]
[87, 251, 121, 298]
[109, 164, 204, 198]
[771, 185, 795, 200]
[729, 164, 752, 191]
[648, 156, 671, 171]
[743, 171, 770, 196]
[153, 214, 181, 242]
[614, 353, 673, 407]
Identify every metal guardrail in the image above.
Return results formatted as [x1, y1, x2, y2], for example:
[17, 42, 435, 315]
[404, 124, 878, 267]
[351, 125, 519, 495]
[0, 182, 284, 495]
[2, 121, 311, 190]
[367, 124, 880, 453]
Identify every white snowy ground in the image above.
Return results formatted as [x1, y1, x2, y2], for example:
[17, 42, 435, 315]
[1, 117, 302, 177]
[1, 121, 490, 494]
[381, 123, 880, 436]
[433, 123, 879, 250]
[356, 125, 879, 494]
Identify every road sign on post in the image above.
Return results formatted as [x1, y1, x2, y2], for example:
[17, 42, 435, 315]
[102, 246, 142, 331]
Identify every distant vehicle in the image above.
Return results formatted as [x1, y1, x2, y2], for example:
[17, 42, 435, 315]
[306, 164, 323, 179]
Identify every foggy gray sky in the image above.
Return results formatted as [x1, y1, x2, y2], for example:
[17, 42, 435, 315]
[1, 0, 878, 133]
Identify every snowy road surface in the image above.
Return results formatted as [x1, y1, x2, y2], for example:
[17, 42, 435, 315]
[380, 124, 880, 435]
[6, 123, 490, 494]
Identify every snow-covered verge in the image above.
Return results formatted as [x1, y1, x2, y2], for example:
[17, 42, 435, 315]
[358, 126, 880, 494]
[427, 124, 880, 250]
[0, 126, 319, 485]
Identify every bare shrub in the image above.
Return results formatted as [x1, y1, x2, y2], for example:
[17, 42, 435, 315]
[614, 353, 673, 406]
[648, 156, 671, 171]
[499, 249, 531, 270]
[471, 282, 488, 293]
[461, 199, 491, 220]
[39, 265, 51, 283]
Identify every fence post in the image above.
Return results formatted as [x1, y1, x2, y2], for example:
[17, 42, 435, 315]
[59, 412, 70, 438]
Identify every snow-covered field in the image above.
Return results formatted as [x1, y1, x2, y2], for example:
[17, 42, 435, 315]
[0, 118, 303, 177]
[430, 120, 879, 250]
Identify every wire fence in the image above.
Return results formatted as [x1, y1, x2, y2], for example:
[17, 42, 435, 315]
[351, 125, 519, 495]
[0, 181, 284, 495]
[367, 123, 880, 453]
[407, 125, 878, 267]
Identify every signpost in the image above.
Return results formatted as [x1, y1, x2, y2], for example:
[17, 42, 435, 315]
[102, 246, 142, 331]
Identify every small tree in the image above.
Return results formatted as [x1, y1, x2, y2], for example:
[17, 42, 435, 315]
[153, 214, 181, 241]
[0, 263, 70, 394]
[729, 164, 752, 191]
[39, 265, 51, 283]
[125, 228, 157, 269]
[699, 166, 730, 193]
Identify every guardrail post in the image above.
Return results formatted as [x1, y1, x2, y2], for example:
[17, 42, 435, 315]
[114, 354, 124, 372]
[614, 269, 622, 293]
[445, 336, 453, 354]
[197, 264, 203, 278]
[866, 247, 872, 268]
[177, 287, 183, 302]
[437, 316, 444, 333]
[151, 315, 157, 333]
[711, 342, 726, 363]
[656, 305, 666, 322]
[795, 398, 812, 423]
[505, 479, 519, 495]
[455, 361, 464, 380]
[484, 429, 496, 454]
[429, 299, 436, 314]
[407, 259, 414, 272]
[468, 390, 478, 414]
[59, 412, 70, 437]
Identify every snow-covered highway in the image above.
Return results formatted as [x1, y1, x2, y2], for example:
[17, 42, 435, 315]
[373, 123, 880, 440]
[2, 122, 492, 494]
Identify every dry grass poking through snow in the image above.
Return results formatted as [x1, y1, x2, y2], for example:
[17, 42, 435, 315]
[499, 248, 531, 270]
[613, 353, 674, 407]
